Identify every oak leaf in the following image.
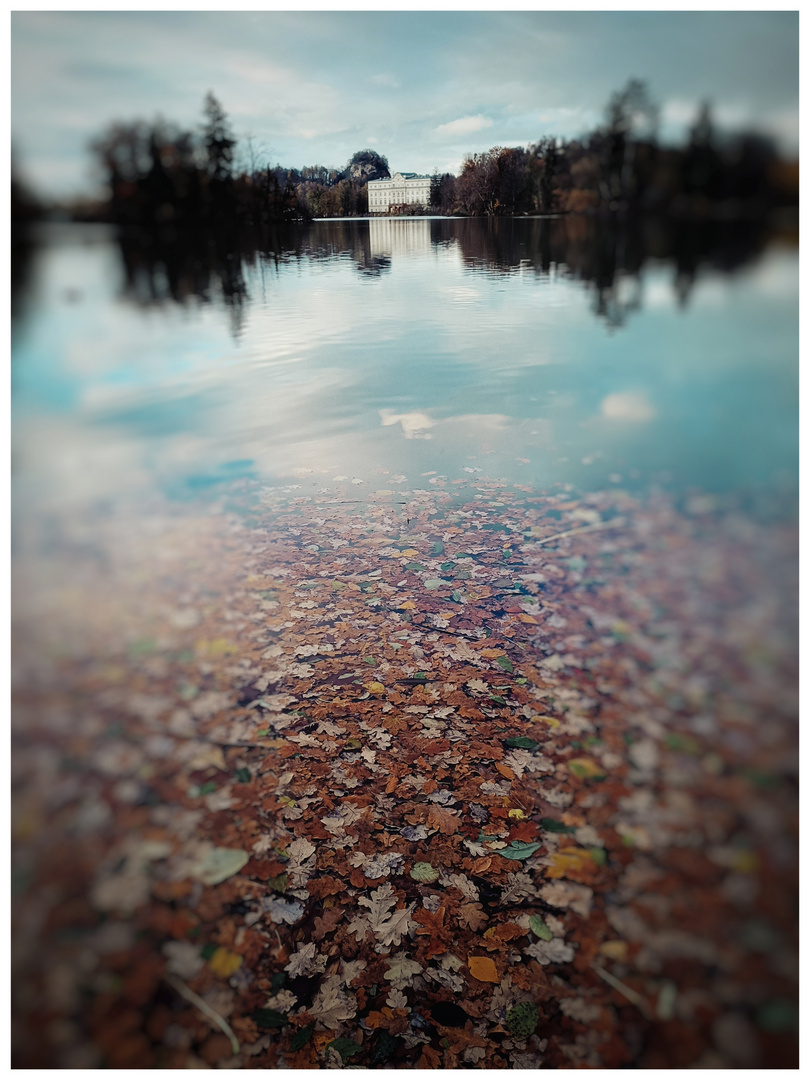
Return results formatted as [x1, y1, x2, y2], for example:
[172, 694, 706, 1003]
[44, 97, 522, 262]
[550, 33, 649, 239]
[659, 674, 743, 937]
[427, 805, 460, 835]
[310, 974, 356, 1029]
[457, 902, 488, 932]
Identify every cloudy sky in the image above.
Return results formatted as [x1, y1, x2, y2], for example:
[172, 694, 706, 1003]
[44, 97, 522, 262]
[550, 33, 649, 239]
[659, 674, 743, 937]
[11, 10, 799, 198]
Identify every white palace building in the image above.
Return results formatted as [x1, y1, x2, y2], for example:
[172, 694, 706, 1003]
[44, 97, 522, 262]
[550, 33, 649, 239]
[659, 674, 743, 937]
[368, 171, 431, 214]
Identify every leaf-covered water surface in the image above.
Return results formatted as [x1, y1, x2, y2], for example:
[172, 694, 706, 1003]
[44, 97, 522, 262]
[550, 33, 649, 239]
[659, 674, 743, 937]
[11, 477, 798, 1068]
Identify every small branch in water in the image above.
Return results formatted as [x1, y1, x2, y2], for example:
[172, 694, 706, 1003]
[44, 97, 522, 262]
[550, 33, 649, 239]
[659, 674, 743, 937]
[164, 973, 241, 1055]
[532, 517, 625, 547]
[591, 961, 652, 1019]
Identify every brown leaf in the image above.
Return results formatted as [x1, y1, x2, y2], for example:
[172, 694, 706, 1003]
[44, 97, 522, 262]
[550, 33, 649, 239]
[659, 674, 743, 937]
[427, 805, 460, 835]
[313, 907, 344, 941]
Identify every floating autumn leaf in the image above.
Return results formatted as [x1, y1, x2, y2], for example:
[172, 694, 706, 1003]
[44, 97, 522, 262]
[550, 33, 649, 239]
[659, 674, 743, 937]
[525, 937, 575, 964]
[410, 862, 440, 882]
[310, 974, 357, 1029]
[546, 846, 599, 878]
[207, 947, 243, 978]
[568, 757, 605, 780]
[506, 1001, 539, 1037]
[599, 940, 629, 961]
[529, 915, 554, 941]
[458, 902, 488, 931]
[498, 840, 543, 861]
[289, 1024, 315, 1051]
[190, 846, 249, 886]
[384, 953, 423, 988]
[468, 955, 499, 982]
[252, 1007, 287, 1029]
[325, 1038, 362, 1064]
[504, 736, 537, 750]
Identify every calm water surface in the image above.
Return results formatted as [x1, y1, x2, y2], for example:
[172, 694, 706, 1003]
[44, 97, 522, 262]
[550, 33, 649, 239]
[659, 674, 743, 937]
[11, 217, 799, 1070]
[12, 216, 798, 525]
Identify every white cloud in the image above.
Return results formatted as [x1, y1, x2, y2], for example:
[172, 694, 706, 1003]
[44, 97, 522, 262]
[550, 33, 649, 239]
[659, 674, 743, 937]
[379, 410, 435, 440]
[600, 392, 656, 424]
[434, 115, 493, 138]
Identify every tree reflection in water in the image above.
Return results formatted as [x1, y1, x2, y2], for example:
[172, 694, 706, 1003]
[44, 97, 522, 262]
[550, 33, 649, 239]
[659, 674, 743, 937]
[75, 214, 786, 338]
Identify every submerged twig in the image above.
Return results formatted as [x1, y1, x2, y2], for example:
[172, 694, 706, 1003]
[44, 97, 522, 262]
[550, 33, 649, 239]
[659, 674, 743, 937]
[591, 961, 652, 1019]
[163, 973, 241, 1055]
[532, 517, 625, 547]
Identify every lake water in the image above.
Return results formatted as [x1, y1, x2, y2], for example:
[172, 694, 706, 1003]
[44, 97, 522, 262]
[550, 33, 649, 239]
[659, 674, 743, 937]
[11, 216, 799, 1068]
[11, 216, 798, 522]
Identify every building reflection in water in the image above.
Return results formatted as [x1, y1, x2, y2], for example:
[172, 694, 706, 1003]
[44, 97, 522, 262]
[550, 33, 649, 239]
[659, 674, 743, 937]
[369, 217, 432, 258]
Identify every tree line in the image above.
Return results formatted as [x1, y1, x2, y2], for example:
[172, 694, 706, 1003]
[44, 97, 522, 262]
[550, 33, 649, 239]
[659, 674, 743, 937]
[431, 81, 796, 218]
[32, 80, 799, 228]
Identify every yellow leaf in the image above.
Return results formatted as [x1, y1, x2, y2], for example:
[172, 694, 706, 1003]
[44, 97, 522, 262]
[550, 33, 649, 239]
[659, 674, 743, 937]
[568, 756, 603, 779]
[399, 601, 416, 610]
[438, 611, 457, 620]
[537, 715, 560, 728]
[208, 948, 243, 978]
[518, 613, 537, 624]
[495, 762, 515, 780]
[508, 809, 526, 820]
[480, 648, 503, 658]
[732, 851, 759, 873]
[546, 847, 593, 879]
[195, 637, 238, 658]
[365, 682, 385, 693]
[468, 955, 499, 983]
[599, 940, 629, 961]
[401, 549, 418, 557]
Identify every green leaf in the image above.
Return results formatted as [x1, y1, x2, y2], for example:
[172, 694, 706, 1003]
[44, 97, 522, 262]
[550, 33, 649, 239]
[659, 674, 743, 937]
[540, 817, 576, 834]
[440, 562, 455, 571]
[529, 916, 553, 941]
[588, 847, 607, 866]
[404, 562, 426, 571]
[490, 695, 507, 705]
[423, 578, 445, 589]
[451, 589, 465, 603]
[234, 767, 251, 784]
[665, 732, 701, 755]
[326, 1038, 362, 1063]
[200, 942, 218, 959]
[252, 1008, 287, 1029]
[290, 1023, 314, 1051]
[370, 1031, 399, 1065]
[432, 542, 445, 554]
[131, 638, 157, 655]
[410, 862, 440, 882]
[270, 971, 286, 994]
[756, 999, 799, 1033]
[255, 728, 270, 737]
[364, 656, 377, 665]
[199, 780, 218, 795]
[268, 873, 288, 893]
[506, 1001, 538, 1037]
[495, 656, 514, 673]
[505, 736, 537, 750]
[499, 840, 543, 861]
